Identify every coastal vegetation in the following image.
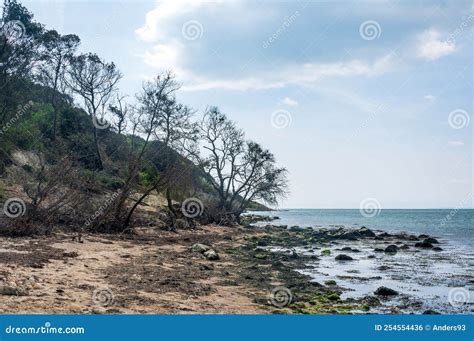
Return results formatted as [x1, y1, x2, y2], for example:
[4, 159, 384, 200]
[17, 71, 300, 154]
[0, 0, 288, 235]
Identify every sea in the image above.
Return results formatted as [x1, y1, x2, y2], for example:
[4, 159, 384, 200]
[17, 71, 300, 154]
[248, 209, 474, 313]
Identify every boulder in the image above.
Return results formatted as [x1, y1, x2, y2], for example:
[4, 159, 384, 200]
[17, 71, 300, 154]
[374, 248, 385, 252]
[423, 309, 440, 314]
[415, 241, 433, 248]
[203, 249, 219, 261]
[192, 243, 212, 253]
[423, 237, 439, 244]
[399, 244, 410, 250]
[384, 245, 398, 253]
[432, 247, 443, 251]
[335, 254, 353, 261]
[175, 219, 188, 229]
[358, 227, 376, 237]
[374, 286, 398, 296]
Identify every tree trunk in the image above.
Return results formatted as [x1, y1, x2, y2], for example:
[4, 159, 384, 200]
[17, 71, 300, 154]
[92, 126, 103, 170]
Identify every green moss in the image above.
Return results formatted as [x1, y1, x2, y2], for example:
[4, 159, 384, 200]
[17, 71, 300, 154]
[321, 249, 331, 256]
[324, 280, 337, 286]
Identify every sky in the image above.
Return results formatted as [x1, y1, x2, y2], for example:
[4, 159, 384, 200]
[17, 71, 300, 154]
[22, 0, 473, 209]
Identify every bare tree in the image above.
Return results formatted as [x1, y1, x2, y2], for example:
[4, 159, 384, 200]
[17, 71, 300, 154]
[186, 107, 288, 223]
[65, 53, 121, 169]
[95, 72, 179, 231]
[108, 94, 129, 135]
[36, 30, 80, 140]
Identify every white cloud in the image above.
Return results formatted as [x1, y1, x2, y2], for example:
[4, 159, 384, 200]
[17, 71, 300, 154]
[416, 29, 456, 61]
[135, 0, 207, 42]
[448, 141, 464, 147]
[424, 94, 435, 100]
[181, 54, 395, 91]
[280, 97, 298, 107]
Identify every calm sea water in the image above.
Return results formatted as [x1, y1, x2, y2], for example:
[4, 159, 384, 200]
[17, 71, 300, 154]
[251, 209, 474, 251]
[251, 209, 474, 312]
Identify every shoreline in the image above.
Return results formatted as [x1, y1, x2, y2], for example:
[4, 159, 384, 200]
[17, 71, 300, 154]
[0, 223, 471, 314]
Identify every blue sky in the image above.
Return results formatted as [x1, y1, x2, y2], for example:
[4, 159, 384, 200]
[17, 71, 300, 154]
[23, 0, 473, 209]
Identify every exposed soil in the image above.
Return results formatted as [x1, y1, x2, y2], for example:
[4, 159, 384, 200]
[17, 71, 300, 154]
[0, 225, 274, 314]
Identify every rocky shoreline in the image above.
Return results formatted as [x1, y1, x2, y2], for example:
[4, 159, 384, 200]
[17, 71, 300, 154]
[0, 222, 471, 314]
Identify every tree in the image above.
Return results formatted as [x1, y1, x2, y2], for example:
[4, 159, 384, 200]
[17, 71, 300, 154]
[108, 94, 129, 135]
[0, 0, 43, 126]
[36, 30, 80, 140]
[186, 107, 288, 223]
[65, 53, 121, 169]
[96, 72, 180, 231]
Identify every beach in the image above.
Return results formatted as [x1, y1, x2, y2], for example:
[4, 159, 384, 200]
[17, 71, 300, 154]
[1, 215, 471, 314]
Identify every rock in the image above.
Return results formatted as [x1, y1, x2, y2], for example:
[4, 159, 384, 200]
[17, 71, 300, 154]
[423, 309, 440, 314]
[0, 285, 28, 296]
[63, 251, 79, 258]
[256, 239, 268, 246]
[399, 244, 410, 250]
[175, 219, 188, 229]
[358, 227, 376, 237]
[289, 226, 305, 232]
[423, 237, 439, 244]
[378, 265, 390, 271]
[203, 249, 219, 261]
[374, 286, 398, 296]
[384, 245, 398, 253]
[374, 248, 385, 252]
[432, 247, 443, 251]
[321, 249, 331, 256]
[415, 241, 433, 248]
[418, 234, 429, 238]
[368, 255, 376, 259]
[341, 246, 352, 251]
[335, 254, 353, 261]
[192, 244, 211, 253]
